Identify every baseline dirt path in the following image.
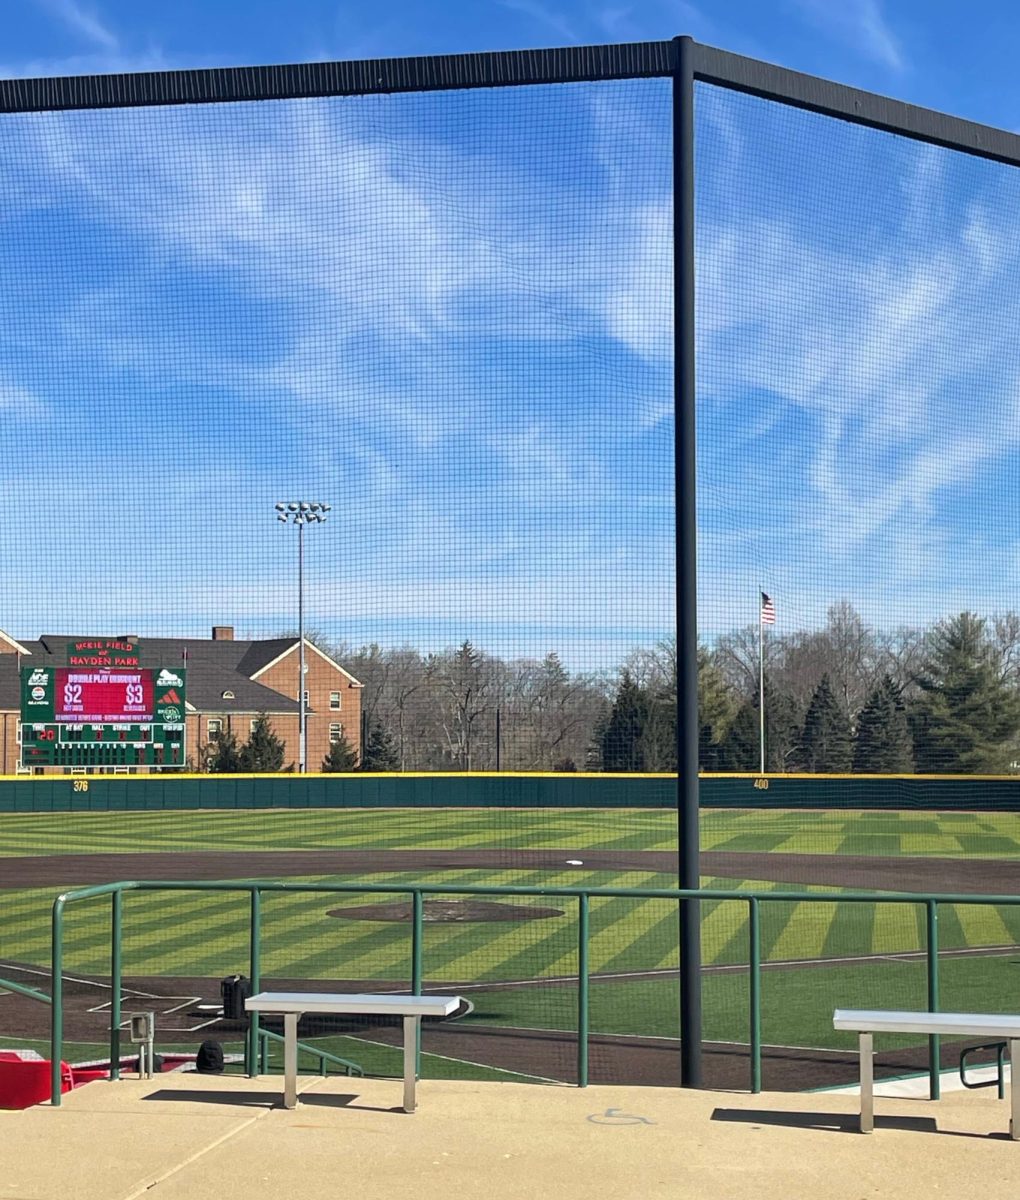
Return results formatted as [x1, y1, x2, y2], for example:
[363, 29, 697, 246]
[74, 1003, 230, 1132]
[0, 847, 1018, 893]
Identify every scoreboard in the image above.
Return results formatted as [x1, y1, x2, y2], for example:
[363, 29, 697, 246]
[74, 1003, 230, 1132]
[20, 641, 187, 770]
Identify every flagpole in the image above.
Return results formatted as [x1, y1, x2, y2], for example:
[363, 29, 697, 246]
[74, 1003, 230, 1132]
[758, 588, 765, 774]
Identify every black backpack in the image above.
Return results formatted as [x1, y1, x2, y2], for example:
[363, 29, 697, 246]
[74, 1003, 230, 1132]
[195, 1039, 224, 1074]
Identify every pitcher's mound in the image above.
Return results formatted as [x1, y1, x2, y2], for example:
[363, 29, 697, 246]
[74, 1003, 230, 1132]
[327, 899, 563, 923]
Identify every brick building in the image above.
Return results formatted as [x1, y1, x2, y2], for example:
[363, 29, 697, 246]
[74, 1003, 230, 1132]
[0, 626, 362, 775]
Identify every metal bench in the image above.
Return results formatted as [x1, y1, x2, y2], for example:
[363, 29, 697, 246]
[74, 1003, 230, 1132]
[833, 1009, 1020, 1140]
[245, 991, 462, 1112]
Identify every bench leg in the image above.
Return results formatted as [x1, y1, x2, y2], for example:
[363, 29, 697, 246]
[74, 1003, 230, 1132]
[1010, 1040, 1019, 1141]
[403, 1016, 418, 1113]
[859, 1032, 874, 1134]
[283, 1013, 298, 1110]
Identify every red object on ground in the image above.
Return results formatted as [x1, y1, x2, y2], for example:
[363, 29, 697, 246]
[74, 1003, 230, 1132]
[0, 1056, 76, 1109]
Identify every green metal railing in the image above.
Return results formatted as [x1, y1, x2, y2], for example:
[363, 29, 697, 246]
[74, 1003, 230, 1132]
[47, 880, 1020, 1107]
[0, 974, 51, 1004]
[257, 1027, 364, 1078]
[959, 1042, 1007, 1100]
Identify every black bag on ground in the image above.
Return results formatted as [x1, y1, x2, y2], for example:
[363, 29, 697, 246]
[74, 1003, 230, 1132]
[220, 973, 251, 1020]
[195, 1040, 224, 1074]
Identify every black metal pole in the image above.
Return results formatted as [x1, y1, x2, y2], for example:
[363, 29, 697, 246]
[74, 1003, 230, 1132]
[495, 707, 502, 771]
[674, 33, 702, 1089]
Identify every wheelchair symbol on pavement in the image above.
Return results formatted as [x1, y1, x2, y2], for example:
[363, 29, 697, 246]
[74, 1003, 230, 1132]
[587, 1108, 656, 1126]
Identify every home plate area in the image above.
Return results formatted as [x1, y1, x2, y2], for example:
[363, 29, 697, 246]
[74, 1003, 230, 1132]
[0, 962, 468, 1045]
[0, 962, 247, 1041]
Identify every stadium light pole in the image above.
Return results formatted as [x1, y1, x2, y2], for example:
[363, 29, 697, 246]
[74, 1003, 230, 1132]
[275, 501, 331, 772]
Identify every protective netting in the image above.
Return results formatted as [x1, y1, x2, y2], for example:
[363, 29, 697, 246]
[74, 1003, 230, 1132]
[4, 53, 1020, 1093]
[696, 81, 1020, 1076]
[0, 81, 675, 776]
[697, 81, 1020, 785]
[0, 75, 684, 1082]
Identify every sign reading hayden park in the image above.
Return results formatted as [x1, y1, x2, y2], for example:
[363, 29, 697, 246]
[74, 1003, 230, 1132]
[20, 640, 188, 770]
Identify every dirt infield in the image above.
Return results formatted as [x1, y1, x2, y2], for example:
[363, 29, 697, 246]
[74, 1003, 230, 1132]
[2, 845, 1018, 1093]
[1, 847, 1019, 892]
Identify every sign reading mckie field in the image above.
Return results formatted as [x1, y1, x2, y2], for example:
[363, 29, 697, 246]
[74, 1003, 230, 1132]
[66, 639, 140, 668]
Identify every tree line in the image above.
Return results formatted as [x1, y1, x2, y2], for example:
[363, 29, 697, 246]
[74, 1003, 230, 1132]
[199, 605, 1020, 774]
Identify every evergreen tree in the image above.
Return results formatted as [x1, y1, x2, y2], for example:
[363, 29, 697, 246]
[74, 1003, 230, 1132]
[601, 671, 647, 772]
[715, 683, 799, 772]
[322, 732, 359, 772]
[800, 674, 853, 773]
[763, 684, 802, 771]
[698, 648, 738, 769]
[239, 714, 287, 773]
[205, 728, 242, 773]
[714, 700, 758, 771]
[910, 612, 1020, 773]
[853, 676, 913, 773]
[360, 717, 399, 771]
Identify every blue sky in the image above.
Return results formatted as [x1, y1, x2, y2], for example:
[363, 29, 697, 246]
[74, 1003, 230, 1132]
[3, 1, 1020, 671]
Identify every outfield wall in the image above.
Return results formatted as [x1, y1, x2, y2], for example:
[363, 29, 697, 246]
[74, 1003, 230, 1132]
[0, 772, 1018, 812]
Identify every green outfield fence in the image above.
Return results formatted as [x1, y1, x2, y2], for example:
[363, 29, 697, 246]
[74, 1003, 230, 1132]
[49, 878, 1020, 1106]
[4, 772, 1020, 812]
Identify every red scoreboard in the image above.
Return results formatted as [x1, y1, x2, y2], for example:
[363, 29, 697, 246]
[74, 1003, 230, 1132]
[54, 668, 155, 723]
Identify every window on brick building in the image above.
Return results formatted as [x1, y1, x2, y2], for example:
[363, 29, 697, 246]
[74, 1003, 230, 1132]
[329, 723, 343, 743]
[329, 691, 341, 710]
[207, 719, 222, 738]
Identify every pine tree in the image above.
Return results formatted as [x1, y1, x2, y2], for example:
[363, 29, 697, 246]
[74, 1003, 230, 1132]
[764, 684, 802, 772]
[205, 728, 242, 773]
[910, 612, 1020, 773]
[715, 683, 799, 772]
[853, 676, 913, 773]
[601, 671, 647, 772]
[360, 717, 399, 771]
[800, 674, 853, 773]
[714, 700, 758, 771]
[698, 648, 738, 769]
[239, 714, 287, 772]
[322, 732, 359, 772]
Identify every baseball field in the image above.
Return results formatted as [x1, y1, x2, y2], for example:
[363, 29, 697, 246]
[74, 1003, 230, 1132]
[1, 803, 1019, 1091]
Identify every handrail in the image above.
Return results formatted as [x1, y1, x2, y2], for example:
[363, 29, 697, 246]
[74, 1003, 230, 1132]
[256, 1027, 364, 1077]
[959, 1042, 1007, 1099]
[50, 879, 1020, 905]
[0, 974, 51, 1004]
[48, 878, 1020, 1106]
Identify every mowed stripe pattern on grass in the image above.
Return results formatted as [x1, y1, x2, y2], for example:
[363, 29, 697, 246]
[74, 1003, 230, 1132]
[1, 807, 1019, 987]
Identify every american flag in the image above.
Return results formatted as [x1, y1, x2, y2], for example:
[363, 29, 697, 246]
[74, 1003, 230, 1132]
[760, 592, 776, 625]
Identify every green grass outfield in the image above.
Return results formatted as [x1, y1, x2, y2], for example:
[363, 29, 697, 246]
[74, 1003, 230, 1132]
[1, 805, 1020, 858]
[2, 806, 1019, 1069]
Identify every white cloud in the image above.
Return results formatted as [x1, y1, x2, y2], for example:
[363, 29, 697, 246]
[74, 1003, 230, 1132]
[692, 81, 1020, 637]
[37, 0, 119, 53]
[0, 382, 48, 419]
[0, 87, 678, 668]
[789, 0, 904, 71]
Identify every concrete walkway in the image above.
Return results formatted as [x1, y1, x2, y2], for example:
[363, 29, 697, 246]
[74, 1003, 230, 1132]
[1, 1072, 1017, 1200]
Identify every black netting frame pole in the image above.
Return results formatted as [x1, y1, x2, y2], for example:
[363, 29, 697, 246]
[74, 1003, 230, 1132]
[674, 34, 702, 1088]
